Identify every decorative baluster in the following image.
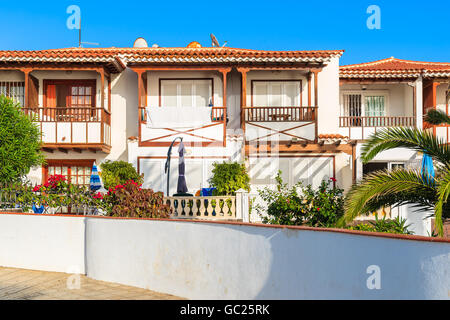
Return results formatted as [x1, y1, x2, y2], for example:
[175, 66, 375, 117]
[175, 199, 182, 217]
[198, 197, 205, 218]
[222, 198, 229, 216]
[229, 197, 236, 218]
[206, 198, 214, 217]
[215, 199, 221, 218]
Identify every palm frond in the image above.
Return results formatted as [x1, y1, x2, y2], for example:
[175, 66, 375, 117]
[338, 169, 436, 227]
[361, 127, 450, 168]
[434, 169, 450, 236]
[425, 109, 450, 126]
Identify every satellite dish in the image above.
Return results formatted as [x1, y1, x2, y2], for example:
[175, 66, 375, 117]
[133, 37, 148, 48]
[210, 33, 220, 47]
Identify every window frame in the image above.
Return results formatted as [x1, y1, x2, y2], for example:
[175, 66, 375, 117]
[251, 80, 303, 107]
[0, 81, 25, 106]
[340, 90, 390, 117]
[43, 79, 97, 108]
[388, 162, 406, 170]
[42, 159, 95, 186]
[158, 78, 214, 107]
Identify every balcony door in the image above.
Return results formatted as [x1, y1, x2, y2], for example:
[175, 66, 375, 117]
[160, 79, 213, 107]
[341, 92, 387, 127]
[252, 81, 301, 107]
[44, 80, 96, 121]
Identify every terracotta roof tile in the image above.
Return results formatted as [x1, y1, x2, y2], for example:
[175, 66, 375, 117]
[340, 57, 450, 78]
[0, 47, 344, 68]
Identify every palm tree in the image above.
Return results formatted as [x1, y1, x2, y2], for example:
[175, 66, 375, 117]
[338, 109, 450, 236]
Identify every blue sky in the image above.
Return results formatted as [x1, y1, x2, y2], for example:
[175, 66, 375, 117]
[0, 0, 448, 65]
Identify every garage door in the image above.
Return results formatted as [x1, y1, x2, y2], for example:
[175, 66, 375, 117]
[248, 156, 334, 189]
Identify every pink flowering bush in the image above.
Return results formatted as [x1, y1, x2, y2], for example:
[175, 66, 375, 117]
[100, 180, 170, 218]
[256, 171, 344, 227]
[31, 174, 98, 211]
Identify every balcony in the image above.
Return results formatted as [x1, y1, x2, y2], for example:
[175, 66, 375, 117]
[23, 107, 111, 153]
[243, 106, 317, 144]
[138, 106, 227, 147]
[339, 116, 416, 140]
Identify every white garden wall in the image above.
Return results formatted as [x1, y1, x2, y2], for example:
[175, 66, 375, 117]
[0, 213, 449, 299]
[0, 214, 85, 274]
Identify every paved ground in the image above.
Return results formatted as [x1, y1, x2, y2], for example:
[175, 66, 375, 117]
[0, 267, 183, 300]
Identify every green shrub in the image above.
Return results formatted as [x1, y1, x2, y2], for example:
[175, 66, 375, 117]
[348, 214, 413, 235]
[2, 175, 97, 213]
[208, 162, 250, 195]
[101, 180, 171, 218]
[100, 160, 143, 190]
[0, 95, 44, 183]
[256, 171, 344, 227]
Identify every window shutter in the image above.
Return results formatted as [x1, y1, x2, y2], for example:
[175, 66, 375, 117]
[161, 81, 177, 107]
[194, 81, 211, 107]
[283, 82, 299, 107]
[253, 82, 268, 106]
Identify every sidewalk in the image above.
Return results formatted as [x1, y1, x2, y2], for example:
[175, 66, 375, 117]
[0, 267, 183, 300]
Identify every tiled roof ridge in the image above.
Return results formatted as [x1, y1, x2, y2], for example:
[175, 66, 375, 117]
[0, 47, 344, 58]
[341, 57, 450, 70]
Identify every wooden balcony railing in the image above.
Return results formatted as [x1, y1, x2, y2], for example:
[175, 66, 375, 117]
[23, 107, 108, 123]
[243, 106, 317, 122]
[339, 116, 416, 128]
[22, 107, 111, 149]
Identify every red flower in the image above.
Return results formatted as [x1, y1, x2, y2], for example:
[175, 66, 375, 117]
[33, 185, 41, 192]
[317, 207, 320, 211]
[45, 174, 67, 189]
[93, 192, 103, 200]
[330, 177, 337, 182]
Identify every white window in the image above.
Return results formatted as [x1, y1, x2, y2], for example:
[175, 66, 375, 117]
[252, 81, 301, 107]
[389, 162, 405, 170]
[341, 91, 388, 126]
[161, 79, 213, 107]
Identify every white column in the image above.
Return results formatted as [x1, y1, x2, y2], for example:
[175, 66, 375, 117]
[235, 188, 250, 222]
[355, 143, 364, 182]
[415, 76, 423, 129]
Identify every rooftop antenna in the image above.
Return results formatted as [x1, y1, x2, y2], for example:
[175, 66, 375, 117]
[78, 17, 100, 48]
[210, 33, 227, 47]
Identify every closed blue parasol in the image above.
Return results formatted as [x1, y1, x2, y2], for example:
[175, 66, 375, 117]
[90, 162, 104, 192]
[421, 152, 435, 183]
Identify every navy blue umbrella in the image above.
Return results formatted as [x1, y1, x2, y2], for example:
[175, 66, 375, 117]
[177, 141, 188, 194]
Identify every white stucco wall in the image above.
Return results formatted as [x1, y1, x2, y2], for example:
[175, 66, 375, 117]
[318, 57, 340, 135]
[83, 217, 450, 299]
[0, 213, 448, 299]
[0, 214, 85, 274]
